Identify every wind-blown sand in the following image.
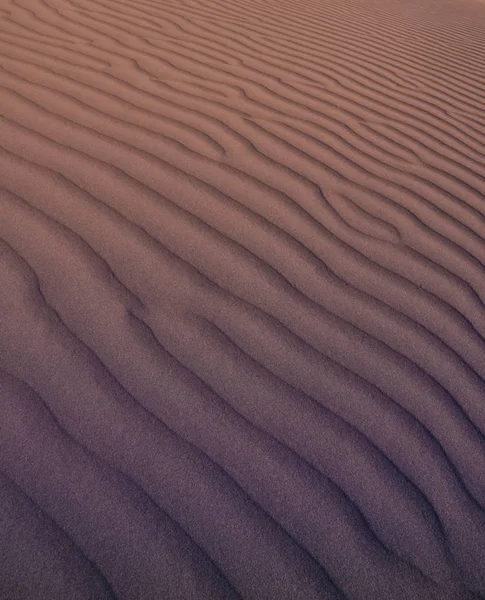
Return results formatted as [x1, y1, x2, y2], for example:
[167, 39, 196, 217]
[1, 0, 485, 597]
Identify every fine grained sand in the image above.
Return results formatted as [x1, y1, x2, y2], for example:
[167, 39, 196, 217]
[1, 0, 485, 597]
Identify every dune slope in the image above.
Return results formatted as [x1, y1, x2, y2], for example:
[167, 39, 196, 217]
[1, 0, 485, 598]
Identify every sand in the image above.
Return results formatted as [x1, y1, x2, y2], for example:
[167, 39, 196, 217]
[1, 0, 485, 597]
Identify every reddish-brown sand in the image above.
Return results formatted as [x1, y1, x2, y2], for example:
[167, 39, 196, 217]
[1, 0, 485, 597]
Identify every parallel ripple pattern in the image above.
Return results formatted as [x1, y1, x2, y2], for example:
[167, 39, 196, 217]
[1, 0, 485, 598]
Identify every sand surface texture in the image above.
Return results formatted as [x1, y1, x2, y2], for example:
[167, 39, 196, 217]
[1, 0, 485, 598]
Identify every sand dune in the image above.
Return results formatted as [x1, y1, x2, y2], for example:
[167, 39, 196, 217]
[1, 0, 485, 598]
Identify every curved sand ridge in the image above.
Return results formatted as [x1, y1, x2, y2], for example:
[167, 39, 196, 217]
[1, 0, 485, 597]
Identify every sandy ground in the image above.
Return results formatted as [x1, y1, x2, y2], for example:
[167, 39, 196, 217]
[1, 0, 485, 598]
